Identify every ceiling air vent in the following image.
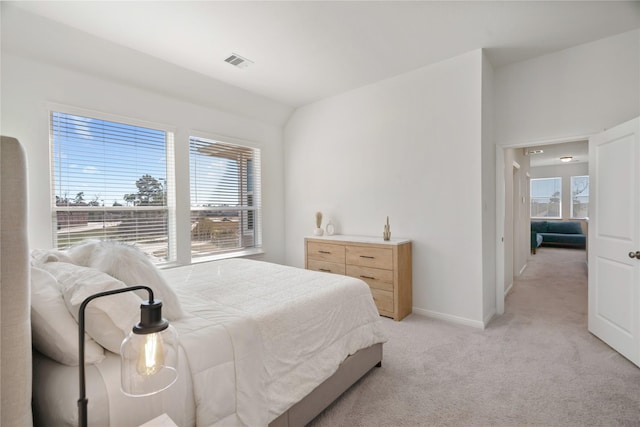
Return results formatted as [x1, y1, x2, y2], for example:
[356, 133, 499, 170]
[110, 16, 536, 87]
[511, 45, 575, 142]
[224, 53, 253, 69]
[524, 149, 544, 156]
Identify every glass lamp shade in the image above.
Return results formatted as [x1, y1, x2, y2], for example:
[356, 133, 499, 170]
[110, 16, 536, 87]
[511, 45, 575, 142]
[120, 324, 179, 397]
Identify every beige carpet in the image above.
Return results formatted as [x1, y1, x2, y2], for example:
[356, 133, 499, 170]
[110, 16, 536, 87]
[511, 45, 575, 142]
[309, 247, 640, 426]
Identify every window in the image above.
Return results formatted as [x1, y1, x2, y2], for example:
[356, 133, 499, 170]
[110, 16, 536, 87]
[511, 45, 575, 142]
[530, 177, 562, 218]
[571, 175, 589, 219]
[50, 111, 175, 262]
[50, 110, 263, 264]
[189, 136, 261, 259]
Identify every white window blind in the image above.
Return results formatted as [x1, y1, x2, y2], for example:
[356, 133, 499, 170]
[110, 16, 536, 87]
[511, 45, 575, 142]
[189, 136, 262, 258]
[530, 177, 562, 219]
[50, 111, 175, 263]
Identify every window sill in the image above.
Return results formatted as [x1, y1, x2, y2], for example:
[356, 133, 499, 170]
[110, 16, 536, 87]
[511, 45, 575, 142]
[160, 248, 264, 269]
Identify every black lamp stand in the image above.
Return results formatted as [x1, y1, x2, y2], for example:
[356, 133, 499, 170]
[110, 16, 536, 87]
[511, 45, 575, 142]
[77, 285, 168, 427]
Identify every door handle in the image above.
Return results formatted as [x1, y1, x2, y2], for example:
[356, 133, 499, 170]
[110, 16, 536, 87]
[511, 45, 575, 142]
[629, 251, 640, 259]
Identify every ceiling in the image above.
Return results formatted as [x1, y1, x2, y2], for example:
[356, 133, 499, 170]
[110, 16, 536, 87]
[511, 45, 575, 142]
[526, 140, 589, 168]
[5, 1, 640, 108]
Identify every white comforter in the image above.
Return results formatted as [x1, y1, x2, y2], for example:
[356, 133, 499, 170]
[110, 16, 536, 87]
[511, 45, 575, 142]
[170, 301, 267, 426]
[163, 258, 386, 425]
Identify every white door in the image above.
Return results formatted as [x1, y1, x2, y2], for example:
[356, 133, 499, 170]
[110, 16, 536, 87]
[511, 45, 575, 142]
[588, 117, 640, 367]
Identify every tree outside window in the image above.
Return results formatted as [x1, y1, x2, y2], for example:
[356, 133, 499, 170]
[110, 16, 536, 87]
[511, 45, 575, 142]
[571, 175, 589, 219]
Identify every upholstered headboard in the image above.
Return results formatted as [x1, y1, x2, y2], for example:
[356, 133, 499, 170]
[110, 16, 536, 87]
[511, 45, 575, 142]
[1, 136, 33, 426]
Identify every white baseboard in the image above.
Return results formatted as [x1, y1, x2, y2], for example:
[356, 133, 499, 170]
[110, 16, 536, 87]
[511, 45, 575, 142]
[412, 307, 485, 329]
[483, 309, 496, 328]
[504, 282, 513, 296]
[519, 263, 527, 276]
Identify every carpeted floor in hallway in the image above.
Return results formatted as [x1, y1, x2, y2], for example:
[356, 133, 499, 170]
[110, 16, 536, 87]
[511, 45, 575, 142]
[308, 247, 640, 426]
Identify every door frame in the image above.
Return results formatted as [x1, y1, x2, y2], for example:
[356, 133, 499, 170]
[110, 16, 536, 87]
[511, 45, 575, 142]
[513, 161, 521, 282]
[495, 134, 592, 315]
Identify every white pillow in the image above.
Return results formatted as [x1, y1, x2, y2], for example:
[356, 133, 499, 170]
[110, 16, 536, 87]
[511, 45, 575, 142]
[30, 248, 74, 266]
[41, 262, 142, 354]
[67, 240, 184, 320]
[30, 266, 105, 366]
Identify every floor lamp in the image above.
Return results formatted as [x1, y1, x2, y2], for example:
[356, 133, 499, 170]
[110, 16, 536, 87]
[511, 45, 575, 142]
[78, 286, 179, 427]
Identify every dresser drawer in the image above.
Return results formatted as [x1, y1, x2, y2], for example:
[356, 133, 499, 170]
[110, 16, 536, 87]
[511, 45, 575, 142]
[307, 259, 346, 275]
[346, 246, 393, 270]
[305, 236, 411, 321]
[346, 265, 394, 292]
[307, 242, 345, 264]
[371, 288, 394, 314]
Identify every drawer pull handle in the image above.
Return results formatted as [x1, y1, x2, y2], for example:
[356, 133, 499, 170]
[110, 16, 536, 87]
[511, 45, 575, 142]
[360, 255, 375, 259]
[318, 250, 331, 254]
[360, 275, 376, 280]
[319, 268, 331, 272]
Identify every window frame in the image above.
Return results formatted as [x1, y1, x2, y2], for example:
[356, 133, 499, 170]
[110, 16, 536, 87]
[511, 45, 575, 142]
[530, 177, 562, 219]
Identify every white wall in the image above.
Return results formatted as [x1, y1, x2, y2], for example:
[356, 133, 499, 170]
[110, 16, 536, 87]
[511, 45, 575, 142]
[284, 50, 488, 326]
[1, 19, 289, 263]
[495, 29, 640, 146]
[481, 51, 496, 323]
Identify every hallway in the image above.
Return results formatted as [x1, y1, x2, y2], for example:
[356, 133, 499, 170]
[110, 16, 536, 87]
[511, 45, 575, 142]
[507, 246, 588, 329]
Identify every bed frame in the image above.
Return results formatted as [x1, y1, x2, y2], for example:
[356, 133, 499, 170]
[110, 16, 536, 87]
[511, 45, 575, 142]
[1, 136, 34, 426]
[270, 343, 382, 427]
[0, 136, 382, 427]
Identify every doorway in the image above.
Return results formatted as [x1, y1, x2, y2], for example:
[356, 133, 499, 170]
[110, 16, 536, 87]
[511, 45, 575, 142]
[496, 137, 590, 313]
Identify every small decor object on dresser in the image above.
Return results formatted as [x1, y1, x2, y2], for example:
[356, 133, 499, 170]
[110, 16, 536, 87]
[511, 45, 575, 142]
[383, 216, 391, 241]
[325, 219, 335, 236]
[314, 211, 324, 236]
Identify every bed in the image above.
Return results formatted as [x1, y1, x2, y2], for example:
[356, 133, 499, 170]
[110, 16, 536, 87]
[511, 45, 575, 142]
[0, 136, 386, 427]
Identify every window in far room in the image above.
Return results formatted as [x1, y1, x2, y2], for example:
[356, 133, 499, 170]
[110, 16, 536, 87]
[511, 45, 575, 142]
[189, 136, 262, 259]
[570, 175, 589, 219]
[530, 177, 562, 219]
[50, 110, 175, 263]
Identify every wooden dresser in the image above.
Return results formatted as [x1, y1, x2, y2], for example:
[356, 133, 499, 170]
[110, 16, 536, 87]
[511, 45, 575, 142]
[305, 235, 412, 321]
